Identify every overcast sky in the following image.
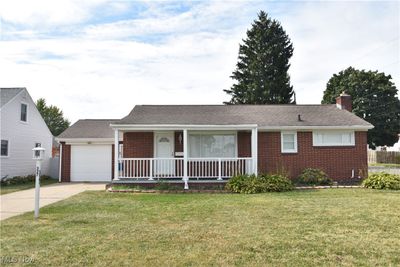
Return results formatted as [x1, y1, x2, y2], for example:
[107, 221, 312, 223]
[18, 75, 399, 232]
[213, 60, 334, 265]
[1, 0, 399, 123]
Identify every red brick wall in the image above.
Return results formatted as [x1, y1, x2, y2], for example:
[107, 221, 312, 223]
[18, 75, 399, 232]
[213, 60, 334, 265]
[336, 95, 352, 112]
[60, 142, 71, 182]
[258, 131, 368, 181]
[123, 132, 154, 158]
[238, 131, 251, 157]
[103, 130, 367, 183]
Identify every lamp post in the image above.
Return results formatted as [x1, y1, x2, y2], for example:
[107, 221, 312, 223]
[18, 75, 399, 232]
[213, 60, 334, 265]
[32, 147, 45, 219]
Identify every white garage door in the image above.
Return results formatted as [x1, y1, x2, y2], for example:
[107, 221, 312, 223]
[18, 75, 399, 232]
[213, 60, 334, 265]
[71, 145, 112, 182]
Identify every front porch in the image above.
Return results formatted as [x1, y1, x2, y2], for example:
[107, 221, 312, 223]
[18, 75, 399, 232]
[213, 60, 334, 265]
[111, 125, 259, 188]
[117, 157, 253, 180]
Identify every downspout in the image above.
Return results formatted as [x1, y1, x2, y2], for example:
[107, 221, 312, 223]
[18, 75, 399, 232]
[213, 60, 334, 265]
[58, 143, 62, 183]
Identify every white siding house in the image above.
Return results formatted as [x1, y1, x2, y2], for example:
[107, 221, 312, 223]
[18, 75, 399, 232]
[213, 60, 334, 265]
[0, 88, 53, 178]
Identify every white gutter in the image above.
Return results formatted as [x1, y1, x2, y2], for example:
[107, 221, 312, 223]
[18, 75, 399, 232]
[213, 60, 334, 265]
[109, 124, 258, 131]
[109, 124, 373, 131]
[258, 125, 373, 131]
[55, 138, 123, 144]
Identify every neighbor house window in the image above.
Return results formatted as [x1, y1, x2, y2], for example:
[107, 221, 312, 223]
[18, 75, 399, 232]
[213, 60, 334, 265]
[313, 131, 355, 146]
[20, 103, 27, 122]
[34, 143, 41, 157]
[189, 133, 236, 158]
[281, 132, 298, 153]
[1, 140, 9, 156]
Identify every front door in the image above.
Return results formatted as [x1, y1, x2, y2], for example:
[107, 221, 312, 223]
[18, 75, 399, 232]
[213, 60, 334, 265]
[155, 132, 174, 175]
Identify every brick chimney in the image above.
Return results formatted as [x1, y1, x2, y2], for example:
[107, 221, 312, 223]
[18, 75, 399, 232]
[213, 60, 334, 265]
[336, 91, 352, 112]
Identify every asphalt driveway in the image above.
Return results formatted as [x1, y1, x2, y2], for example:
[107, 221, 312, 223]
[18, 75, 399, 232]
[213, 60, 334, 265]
[0, 183, 106, 220]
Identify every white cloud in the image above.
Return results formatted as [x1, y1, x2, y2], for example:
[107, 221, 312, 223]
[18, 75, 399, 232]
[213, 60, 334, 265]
[0, 0, 108, 27]
[281, 1, 399, 103]
[0, 31, 241, 121]
[0, 1, 398, 123]
[83, 1, 253, 40]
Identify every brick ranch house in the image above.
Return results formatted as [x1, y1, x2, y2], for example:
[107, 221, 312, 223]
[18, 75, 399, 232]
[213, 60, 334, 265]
[57, 93, 373, 187]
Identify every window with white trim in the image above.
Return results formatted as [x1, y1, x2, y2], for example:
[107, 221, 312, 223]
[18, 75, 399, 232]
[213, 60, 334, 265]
[313, 131, 355, 146]
[281, 132, 297, 153]
[20, 103, 28, 122]
[1, 140, 9, 156]
[189, 133, 236, 158]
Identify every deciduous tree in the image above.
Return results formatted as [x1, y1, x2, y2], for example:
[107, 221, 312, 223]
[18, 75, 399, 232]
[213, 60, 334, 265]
[322, 67, 400, 149]
[36, 98, 70, 136]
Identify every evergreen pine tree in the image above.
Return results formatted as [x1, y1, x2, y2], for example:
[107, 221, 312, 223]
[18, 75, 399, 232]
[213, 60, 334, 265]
[224, 11, 295, 104]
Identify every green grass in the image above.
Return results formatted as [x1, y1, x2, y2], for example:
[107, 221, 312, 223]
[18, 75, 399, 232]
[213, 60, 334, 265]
[0, 179, 58, 195]
[369, 163, 400, 168]
[1, 189, 399, 266]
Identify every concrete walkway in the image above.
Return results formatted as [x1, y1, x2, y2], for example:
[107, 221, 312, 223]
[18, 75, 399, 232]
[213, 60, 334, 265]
[0, 183, 106, 221]
[369, 166, 400, 175]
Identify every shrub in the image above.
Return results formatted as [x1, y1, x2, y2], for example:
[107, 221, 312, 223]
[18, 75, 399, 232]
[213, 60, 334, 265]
[297, 168, 332, 186]
[258, 174, 294, 192]
[362, 172, 400, 190]
[225, 174, 253, 193]
[226, 174, 293, 194]
[1, 175, 52, 186]
[154, 182, 181, 190]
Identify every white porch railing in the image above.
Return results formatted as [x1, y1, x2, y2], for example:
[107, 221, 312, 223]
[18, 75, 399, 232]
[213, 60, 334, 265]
[188, 158, 253, 179]
[117, 158, 252, 180]
[118, 158, 184, 179]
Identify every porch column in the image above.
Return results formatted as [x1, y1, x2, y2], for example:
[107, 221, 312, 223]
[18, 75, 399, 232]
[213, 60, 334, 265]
[183, 129, 189, 189]
[251, 128, 258, 175]
[114, 129, 119, 180]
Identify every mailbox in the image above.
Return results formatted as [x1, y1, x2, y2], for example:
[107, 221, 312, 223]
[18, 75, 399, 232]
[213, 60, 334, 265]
[32, 147, 45, 160]
[32, 146, 46, 219]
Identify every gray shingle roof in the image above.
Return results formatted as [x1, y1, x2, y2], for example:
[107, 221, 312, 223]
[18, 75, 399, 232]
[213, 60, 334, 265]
[0, 88, 24, 107]
[115, 105, 372, 127]
[58, 105, 373, 139]
[57, 119, 118, 139]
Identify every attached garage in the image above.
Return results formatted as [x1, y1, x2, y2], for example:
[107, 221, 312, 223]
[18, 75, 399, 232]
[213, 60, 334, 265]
[57, 119, 120, 182]
[71, 145, 112, 182]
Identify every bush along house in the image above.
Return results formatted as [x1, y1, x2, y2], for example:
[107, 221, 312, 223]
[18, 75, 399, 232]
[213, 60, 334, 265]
[56, 93, 373, 188]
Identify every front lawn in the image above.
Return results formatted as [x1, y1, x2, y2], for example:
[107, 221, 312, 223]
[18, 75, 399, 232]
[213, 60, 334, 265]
[1, 189, 399, 266]
[0, 179, 58, 195]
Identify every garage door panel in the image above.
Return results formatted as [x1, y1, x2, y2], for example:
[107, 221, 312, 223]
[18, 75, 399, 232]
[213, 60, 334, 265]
[71, 145, 111, 182]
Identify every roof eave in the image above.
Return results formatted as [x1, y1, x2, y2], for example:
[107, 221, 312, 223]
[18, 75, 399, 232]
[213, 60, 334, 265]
[0, 88, 25, 110]
[110, 124, 259, 130]
[110, 124, 373, 131]
[259, 125, 374, 131]
[55, 137, 122, 144]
